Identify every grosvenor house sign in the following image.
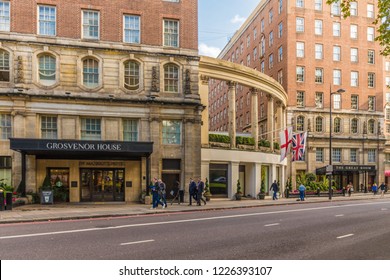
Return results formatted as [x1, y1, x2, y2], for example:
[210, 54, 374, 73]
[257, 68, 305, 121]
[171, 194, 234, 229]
[46, 142, 122, 151]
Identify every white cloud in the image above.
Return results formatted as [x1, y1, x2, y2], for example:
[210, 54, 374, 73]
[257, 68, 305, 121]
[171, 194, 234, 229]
[198, 43, 221, 58]
[230, 14, 246, 24]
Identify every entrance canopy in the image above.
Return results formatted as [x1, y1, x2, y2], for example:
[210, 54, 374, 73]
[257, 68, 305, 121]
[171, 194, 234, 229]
[10, 138, 153, 160]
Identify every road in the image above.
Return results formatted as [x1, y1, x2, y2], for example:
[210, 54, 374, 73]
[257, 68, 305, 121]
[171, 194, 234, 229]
[1, 199, 389, 259]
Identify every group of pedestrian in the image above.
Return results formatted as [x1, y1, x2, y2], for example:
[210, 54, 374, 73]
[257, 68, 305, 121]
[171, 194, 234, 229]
[188, 177, 207, 206]
[150, 177, 168, 209]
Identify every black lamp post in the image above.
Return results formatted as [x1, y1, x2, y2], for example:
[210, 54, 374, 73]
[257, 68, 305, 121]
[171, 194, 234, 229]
[329, 87, 345, 200]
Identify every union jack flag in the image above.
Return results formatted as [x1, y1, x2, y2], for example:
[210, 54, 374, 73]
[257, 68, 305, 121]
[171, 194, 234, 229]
[292, 132, 307, 162]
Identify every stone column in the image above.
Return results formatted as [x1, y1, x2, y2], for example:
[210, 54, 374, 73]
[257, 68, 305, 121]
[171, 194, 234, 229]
[228, 161, 240, 199]
[267, 94, 274, 151]
[250, 88, 259, 151]
[228, 81, 237, 149]
[199, 75, 210, 147]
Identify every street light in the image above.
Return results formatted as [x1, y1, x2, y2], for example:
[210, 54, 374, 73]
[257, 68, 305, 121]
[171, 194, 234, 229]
[329, 87, 345, 200]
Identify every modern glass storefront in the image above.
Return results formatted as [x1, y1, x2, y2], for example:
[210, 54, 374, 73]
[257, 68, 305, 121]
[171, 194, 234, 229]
[209, 164, 228, 197]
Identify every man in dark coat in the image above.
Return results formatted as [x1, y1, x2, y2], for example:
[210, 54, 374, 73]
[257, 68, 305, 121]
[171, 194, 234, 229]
[270, 180, 279, 200]
[188, 178, 197, 205]
[196, 177, 207, 206]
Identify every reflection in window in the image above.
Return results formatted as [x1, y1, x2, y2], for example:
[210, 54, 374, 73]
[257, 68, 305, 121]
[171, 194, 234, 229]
[162, 120, 181, 144]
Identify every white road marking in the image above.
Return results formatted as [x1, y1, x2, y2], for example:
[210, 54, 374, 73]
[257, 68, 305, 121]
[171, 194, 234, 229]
[381, 208, 388, 211]
[120, 239, 154, 246]
[264, 223, 280, 227]
[337, 234, 354, 239]
[335, 214, 344, 217]
[1, 201, 389, 240]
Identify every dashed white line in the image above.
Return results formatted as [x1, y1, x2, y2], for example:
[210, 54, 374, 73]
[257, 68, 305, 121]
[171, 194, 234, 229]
[120, 239, 155, 246]
[337, 234, 354, 239]
[335, 214, 344, 217]
[264, 223, 280, 227]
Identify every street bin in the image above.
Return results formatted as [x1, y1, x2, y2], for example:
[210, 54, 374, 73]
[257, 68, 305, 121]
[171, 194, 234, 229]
[5, 192, 13, 210]
[179, 190, 184, 203]
[0, 192, 4, 211]
[41, 190, 54, 204]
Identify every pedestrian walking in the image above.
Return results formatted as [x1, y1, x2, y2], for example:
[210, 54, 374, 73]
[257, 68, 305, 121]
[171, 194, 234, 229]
[150, 178, 165, 209]
[270, 180, 279, 200]
[170, 180, 182, 205]
[196, 177, 207, 206]
[188, 178, 197, 206]
[158, 179, 167, 208]
[347, 182, 354, 197]
[379, 182, 386, 198]
[298, 183, 306, 201]
[372, 182, 378, 195]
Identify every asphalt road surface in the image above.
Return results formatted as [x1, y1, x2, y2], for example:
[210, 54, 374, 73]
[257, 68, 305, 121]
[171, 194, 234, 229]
[1, 199, 389, 260]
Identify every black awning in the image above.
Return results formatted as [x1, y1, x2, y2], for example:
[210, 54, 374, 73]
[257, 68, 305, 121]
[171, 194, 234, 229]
[10, 138, 153, 160]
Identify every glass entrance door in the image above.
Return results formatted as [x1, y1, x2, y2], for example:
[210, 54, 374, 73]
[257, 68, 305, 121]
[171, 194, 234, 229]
[80, 169, 125, 202]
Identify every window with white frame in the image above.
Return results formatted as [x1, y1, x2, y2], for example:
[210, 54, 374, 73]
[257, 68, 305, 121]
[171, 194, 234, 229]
[81, 118, 101, 140]
[350, 24, 358, 39]
[254, 28, 257, 40]
[351, 71, 359, 87]
[315, 0, 322, 11]
[296, 17, 304, 32]
[350, 149, 357, 163]
[277, 70, 283, 85]
[124, 60, 140, 90]
[315, 68, 323, 83]
[315, 44, 323, 60]
[296, 0, 304, 8]
[368, 96, 375, 111]
[297, 91, 305, 107]
[368, 50, 375, 64]
[367, 4, 374, 18]
[164, 63, 179, 92]
[350, 2, 358, 16]
[247, 54, 251, 66]
[82, 58, 99, 88]
[368, 72, 375, 88]
[0, 1, 10, 32]
[38, 54, 56, 86]
[82, 10, 99, 39]
[253, 47, 258, 61]
[296, 42, 305, 58]
[351, 118, 358, 134]
[331, 1, 341, 16]
[268, 54, 273, 69]
[367, 27, 375, 42]
[41, 116, 57, 139]
[38, 5, 56, 36]
[162, 120, 181, 144]
[269, 31, 273, 46]
[261, 19, 264, 32]
[333, 69, 341, 85]
[315, 20, 323, 35]
[163, 19, 179, 47]
[332, 148, 341, 163]
[0, 114, 11, 139]
[260, 36, 265, 57]
[260, 61, 264, 73]
[334, 117, 341, 133]
[333, 22, 341, 37]
[296, 116, 305, 131]
[315, 117, 323, 132]
[296, 66, 305, 82]
[278, 46, 283, 62]
[368, 119, 375, 134]
[124, 15, 140, 44]
[368, 149, 376, 162]
[123, 119, 138, 141]
[278, 22, 283, 38]
[316, 148, 324, 162]
[351, 48, 358, 62]
[333, 45, 341, 61]
[247, 35, 250, 47]
[315, 92, 323, 108]
[333, 93, 341, 109]
[269, 9, 273, 23]
[351, 95, 358, 110]
[0, 49, 10, 82]
[279, 0, 283, 14]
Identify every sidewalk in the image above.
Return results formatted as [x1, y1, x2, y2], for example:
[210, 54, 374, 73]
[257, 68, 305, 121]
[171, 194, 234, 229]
[0, 193, 387, 224]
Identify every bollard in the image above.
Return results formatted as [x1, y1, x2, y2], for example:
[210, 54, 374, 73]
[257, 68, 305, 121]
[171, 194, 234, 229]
[0, 192, 4, 211]
[5, 192, 12, 210]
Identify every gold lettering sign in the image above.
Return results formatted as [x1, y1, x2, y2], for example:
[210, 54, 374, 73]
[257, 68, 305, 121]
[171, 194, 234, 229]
[79, 161, 125, 167]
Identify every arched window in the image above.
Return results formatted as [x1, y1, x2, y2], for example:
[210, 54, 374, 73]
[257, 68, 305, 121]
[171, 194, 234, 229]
[164, 63, 179, 92]
[334, 117, 341, 133]
[38, 54, 56, 86]
[368, 119, 375, 134]
[83, 58, 99, 88]
[124, 60, 140, 90]
[0, 49, 10, 82]
[296, 116, 305, 131]
[315, 117, 323, 132]
[351, 118, 358, 134]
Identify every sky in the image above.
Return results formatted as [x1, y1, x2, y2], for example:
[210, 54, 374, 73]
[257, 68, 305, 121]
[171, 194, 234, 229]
[198, 0, 260, 57]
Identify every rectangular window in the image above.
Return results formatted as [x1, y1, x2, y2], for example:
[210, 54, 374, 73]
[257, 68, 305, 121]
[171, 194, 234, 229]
[278, 22, 283, 38]
[296, 66, 305, 82]
[269, 31, 273, 46]
[368, 72, 375, 88]
[253, 47, 258, 61]
[0, 156, 11, 187]
[296, 0, 304, 8]
[296, 17, 304, 32]
[315, 0, 322, 11]
[333, 46, 341, 61]
[162, 120, 181, 145]
[253, 28, 257, 40]
[333, 69, 341, 85]
[316, 148, 323, 162]
[350, 24, 358, 39]
[351, 95, 358, 110]
[333, 94, 341, 109]
[261, 19, 264, 32]
[247, 54, 251, 66]
[247, 35, 251, 47]
[351, 71, 359, 87]
[38, 5, 56, 36]
[315, 20, 323, 35]
[367, 4, 375, 18]
[368, 149, 376, 163]
[386, 62, 390, 71]
[278, 46, 283, 62]
[277, 70, 283, 85]
[124, 15, 140, 44]
[367, 27, 375, 42]
[368, 96, 375, 111]
[350, 48, 358, 62]
[350, 2, 358, 16]
[315, 44, 323, 60]
[0, 114, 11, 139]
[315, 68, 323, 83]
[350, 149, 357, 163]
[0, 1, 10, 31]
[368, 50, 375, 64]
[332, 148, 341, 163]
[315, 92, 323, 108]
[41, 116, 57, 139]
[331, 1, 341, 16]
[296, 42, 304, 58]
[123, 119, 138, 141]
[297, 91, 305, 107]
[81, 118, 101, 140]
[268, 54, 273, 69]
[333, 22, 341, 37]
[279, 0, 283, 14]
[82, 10, 99, 39]
[164, 19, 179, 47]
[269, 9, 273, 23]
[0, 49, 10, 82]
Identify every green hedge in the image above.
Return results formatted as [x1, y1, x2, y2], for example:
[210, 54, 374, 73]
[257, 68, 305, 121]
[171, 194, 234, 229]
[258, 139, 271, 147]
[209, 134, 230, 143]
[236, 136, 255, 145]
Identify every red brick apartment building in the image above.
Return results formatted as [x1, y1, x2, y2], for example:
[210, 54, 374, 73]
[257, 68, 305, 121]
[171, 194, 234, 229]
[209, 0, 390, 188]
[0, 0, 201, 202]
